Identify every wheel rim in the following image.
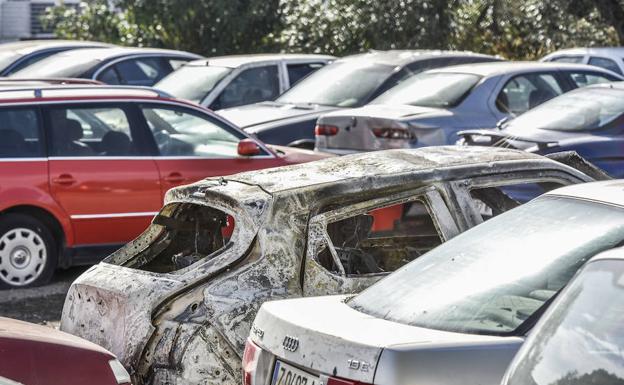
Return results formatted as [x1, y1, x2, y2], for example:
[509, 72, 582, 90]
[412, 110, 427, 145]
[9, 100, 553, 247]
[0, 228, 46, 286]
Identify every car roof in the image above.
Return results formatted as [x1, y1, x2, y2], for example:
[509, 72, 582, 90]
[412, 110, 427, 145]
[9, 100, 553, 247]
[544, 179, 624, 208]
[34, 46, 202, 62]
[332, 49, 499, 67]
[0, 39, 112, 54]
[0, 84, 168, 102]
[0, 316, 113, 356]
[0, 78, 103, 86]
[427, 61, 619, 77]
[185, 54, 335, 68]
[219, 146, 577, 195]
[544, 47, 624, 57]
[584, 80, 624, 90]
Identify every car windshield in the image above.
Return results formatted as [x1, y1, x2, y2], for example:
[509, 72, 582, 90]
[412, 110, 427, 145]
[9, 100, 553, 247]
[371, 72, 482, 108]
[155, 65, 232, 103]
[10, 55, 98, 78]
[505, 259, 624, 385]
[349, 196, 624, 335]
[0, 51, 22, 72]
[276, 61, 396, 107]
[504, 87, 624, 132]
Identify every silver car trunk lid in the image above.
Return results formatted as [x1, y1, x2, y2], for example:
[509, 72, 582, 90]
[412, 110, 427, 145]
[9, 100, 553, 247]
[316, 105, 447, 152]
[251, 295, 514, 384]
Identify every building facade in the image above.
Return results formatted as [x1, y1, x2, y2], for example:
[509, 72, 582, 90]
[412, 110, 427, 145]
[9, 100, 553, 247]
[0, 0, 79, 42]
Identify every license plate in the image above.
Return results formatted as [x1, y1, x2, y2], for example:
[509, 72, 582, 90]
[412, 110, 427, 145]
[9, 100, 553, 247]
[271, 360, 320, 385]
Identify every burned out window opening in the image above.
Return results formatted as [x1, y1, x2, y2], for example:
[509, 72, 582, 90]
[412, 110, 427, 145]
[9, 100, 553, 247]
[309, 189, 449, 277]
[122, 202, 235, 273]
[469, 180, 567, 221]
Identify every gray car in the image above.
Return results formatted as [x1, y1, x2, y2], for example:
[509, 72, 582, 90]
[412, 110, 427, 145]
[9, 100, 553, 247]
[245, 180, 624, 385]
[60, 147, 596, 385]
[501, 245, 624, 385]
[0, 39, 114, 76]
[218, 50, 501, 149]
[10, 47, 202, 86]
[155, 54, 334, 110]
[315, 62, 622, 154]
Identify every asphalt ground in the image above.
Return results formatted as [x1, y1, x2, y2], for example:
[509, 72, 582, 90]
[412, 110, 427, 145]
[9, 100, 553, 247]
[0, 267, 88, 328]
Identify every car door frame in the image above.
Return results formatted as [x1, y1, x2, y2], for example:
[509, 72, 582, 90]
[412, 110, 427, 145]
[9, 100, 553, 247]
[586, 55, 624, 76]
[558, 68, 623, 90]
[301, 184, 459, 296]
[486, 69, 573, 121]
[445, 169, 591, 229]
[43, 100, 162, 256]
[92, 54, 187, 85]
[203, 61, 284, 110]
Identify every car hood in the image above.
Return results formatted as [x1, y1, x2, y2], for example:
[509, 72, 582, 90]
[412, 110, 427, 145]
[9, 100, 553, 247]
[320, 103, 451, 122]
[217, 102, 339, 130]
[251, 295, 521, 384]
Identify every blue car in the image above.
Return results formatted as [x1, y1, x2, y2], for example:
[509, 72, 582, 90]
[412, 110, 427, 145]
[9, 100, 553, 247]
[459, 81, 624, 178]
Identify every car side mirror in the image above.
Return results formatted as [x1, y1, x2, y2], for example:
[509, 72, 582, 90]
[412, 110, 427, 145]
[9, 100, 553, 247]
[237, 139, 261, 156]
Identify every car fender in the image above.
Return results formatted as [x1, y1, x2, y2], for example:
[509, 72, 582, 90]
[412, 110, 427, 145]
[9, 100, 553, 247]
[0, 187, 74, 246]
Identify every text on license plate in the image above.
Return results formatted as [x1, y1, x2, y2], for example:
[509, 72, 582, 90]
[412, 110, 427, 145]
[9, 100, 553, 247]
[272, 360, 320, 385]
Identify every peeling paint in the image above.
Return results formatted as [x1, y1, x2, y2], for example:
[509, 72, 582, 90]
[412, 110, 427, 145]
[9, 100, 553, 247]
[59, 147, 597, 385]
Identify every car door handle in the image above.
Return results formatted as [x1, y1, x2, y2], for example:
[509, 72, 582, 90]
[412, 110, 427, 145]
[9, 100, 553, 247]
[52, 174, 77, 186]
[163, 172, 186, 184]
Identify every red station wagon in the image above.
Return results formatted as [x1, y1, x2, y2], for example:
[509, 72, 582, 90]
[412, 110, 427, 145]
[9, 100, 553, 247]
[0, 85, 328, 288]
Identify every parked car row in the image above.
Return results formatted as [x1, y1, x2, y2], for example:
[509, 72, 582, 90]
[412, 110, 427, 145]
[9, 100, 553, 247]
[0, 39, 623, 385]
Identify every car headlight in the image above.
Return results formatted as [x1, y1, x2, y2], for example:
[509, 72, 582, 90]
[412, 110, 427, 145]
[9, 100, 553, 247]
[108, 359, 131, 384]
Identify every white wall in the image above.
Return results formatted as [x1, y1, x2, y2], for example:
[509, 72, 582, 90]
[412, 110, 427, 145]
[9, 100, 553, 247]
[0, 0, 80, 42]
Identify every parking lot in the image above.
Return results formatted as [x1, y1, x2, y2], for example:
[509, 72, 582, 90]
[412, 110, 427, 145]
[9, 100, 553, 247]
[0, 267, 86, 326]
[2, 2, 624, 385]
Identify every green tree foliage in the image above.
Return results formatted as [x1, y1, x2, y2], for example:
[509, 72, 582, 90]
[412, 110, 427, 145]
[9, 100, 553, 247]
[278, 0, 455, 55]
[451, 0, 618, 59]
[46, 0, 281, 55]
[45, 0, 624, 59]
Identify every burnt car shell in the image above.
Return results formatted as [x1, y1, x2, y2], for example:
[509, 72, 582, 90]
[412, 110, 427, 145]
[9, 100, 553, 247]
[60, 146, 597, 385]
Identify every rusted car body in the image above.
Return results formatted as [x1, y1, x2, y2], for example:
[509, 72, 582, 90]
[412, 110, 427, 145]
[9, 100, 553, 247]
[60, 146, 597, 385]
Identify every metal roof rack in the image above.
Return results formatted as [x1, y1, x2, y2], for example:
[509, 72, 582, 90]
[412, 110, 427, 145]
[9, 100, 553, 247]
[0, 84, 173, 99]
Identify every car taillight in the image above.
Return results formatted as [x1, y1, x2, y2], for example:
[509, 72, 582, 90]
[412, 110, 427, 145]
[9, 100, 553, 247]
[315, 124, 339, 136]
[371, 127, 411, 139]
[243, 338, 261, 385]
[327, 376, 371, 385]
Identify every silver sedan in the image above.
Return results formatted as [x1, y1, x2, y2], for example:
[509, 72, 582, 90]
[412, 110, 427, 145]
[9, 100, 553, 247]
[245, 180, 624, 385]
[315, 62, 622, 154]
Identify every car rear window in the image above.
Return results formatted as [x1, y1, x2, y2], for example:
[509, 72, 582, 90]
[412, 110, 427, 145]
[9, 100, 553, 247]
[371, 72, 482, 108]
[504, 87, 624, 132]
[0, 108, 42, 158]
[119, 202, 235, 273]
[277, 61, 397, 107]
[505, 259, 624, 385]
[349, 196, 624, 336]
[155, 65, 232, 103]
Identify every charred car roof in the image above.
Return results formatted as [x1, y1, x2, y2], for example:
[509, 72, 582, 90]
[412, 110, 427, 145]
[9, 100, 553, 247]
[172, 146, 590, 202]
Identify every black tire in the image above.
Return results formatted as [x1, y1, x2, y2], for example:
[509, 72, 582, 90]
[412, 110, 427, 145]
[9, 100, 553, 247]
[0, 213, 58, 289]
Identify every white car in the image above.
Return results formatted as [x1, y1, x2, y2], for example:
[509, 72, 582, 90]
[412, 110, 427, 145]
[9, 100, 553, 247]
[155, 54, 334, 110]
[245, 180, 624, 385]
[501, 246, 624, 385]
[542, 47, 624, 76]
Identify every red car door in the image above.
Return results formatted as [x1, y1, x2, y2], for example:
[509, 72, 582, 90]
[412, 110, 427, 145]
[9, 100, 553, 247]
[46, 103, 162, 249]
[137, 103, 283, 198]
